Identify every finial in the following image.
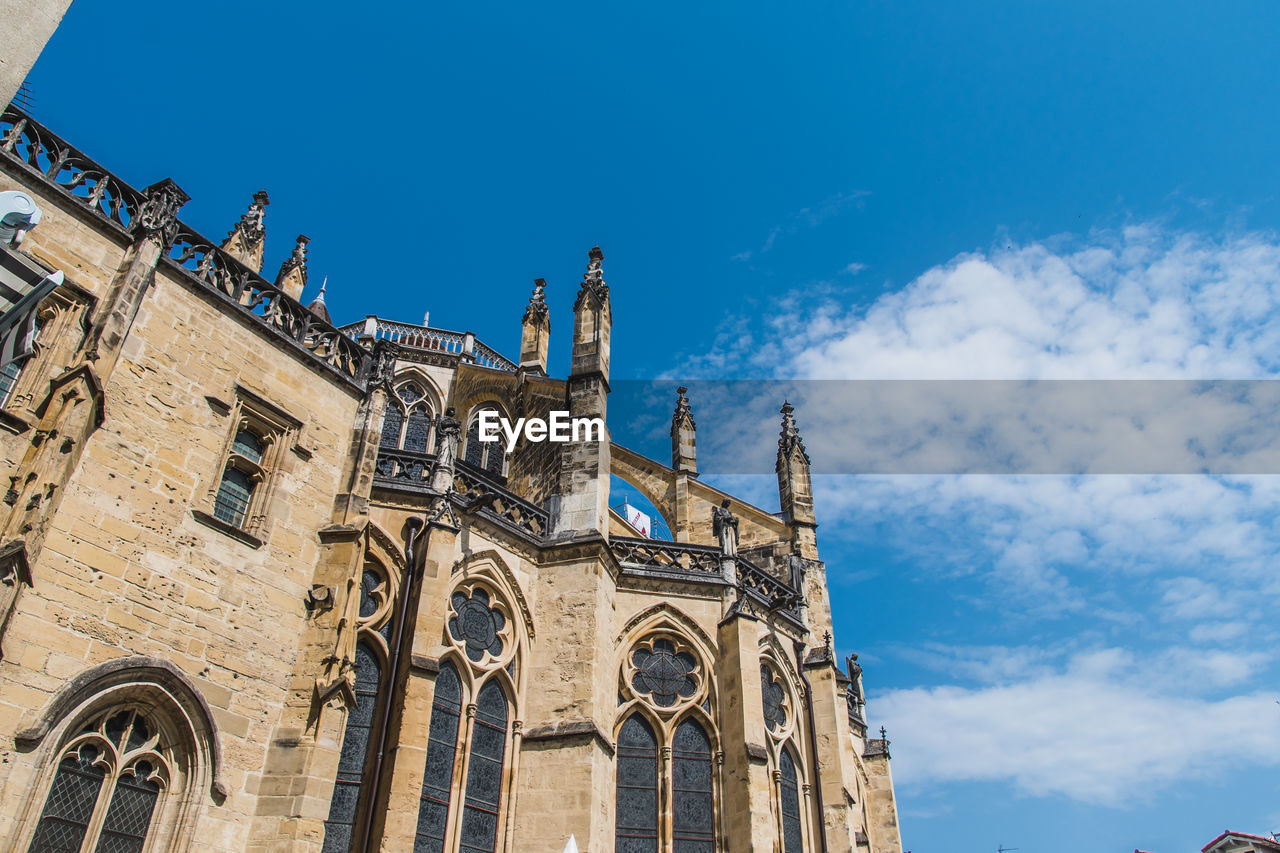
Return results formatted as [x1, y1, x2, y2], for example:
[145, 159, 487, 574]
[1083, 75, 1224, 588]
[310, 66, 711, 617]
[824, 630, 832, 654]
[778, 401, 810, 463]
[315, 276, 327, 302]
[576, 246, 609, 308]
[672, 385, 696, 431]
[229, 190, 269, 243]
[880, 726, 888, 740]
[524, 277, 550, 324]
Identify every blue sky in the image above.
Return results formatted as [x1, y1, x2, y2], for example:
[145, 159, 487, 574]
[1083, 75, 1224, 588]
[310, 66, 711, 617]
[25, 1, 1280, 850]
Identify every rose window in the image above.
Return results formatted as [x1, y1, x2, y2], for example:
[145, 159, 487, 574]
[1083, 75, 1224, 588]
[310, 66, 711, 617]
[448, 587, 506, 662]
[630, 638, 698, 708]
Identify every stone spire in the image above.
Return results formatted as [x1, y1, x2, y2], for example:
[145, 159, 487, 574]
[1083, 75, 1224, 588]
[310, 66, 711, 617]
[670, 385, 697, 475]
[221, 189, 269, 272]
[306, 276, 330, 324]
[776, 401, 816, 548]
[520, 277, 551, 374]
[553, 247, 613, 536]
[570, 246, 610, 380]
[275, 233, 309, 302]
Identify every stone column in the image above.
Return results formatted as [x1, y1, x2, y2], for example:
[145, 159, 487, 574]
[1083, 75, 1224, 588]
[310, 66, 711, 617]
[716, 614, 776, 850]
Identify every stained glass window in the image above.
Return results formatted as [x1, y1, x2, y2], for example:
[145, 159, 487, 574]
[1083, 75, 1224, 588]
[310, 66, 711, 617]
[322, 641, 382, 852]
[415, 662, 462, 853]
[464, 407, 505, 475]
[779, 747, 803, 853]
[28, 744, 106, 852]
[614, 715, 658, 853]
[672, 719, 715, 853]
[761, 664, 787, 732]
[464, 417, 484, 468]
[448, 588, 505, 663]
[458, 681, 508, 853]
[404, 406, 432, 453]
[380, 405, 404, 450]
[631, 639, 698, 708]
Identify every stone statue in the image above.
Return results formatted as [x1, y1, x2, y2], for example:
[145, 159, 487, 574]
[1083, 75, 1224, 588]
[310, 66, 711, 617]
[712, 499, 739, 558]
[430, 406, 462, 491]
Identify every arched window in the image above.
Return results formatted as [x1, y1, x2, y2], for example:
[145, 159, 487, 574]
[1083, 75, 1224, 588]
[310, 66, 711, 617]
[28, 708, 170, 853]
[672, 719, 714, 853]
[616, 631, 718, 852]
[380, 382, 435, 455]
[413, 581, 520, 853]
[459, 681, 509, 852]
[779, 747, 803, 853]
[322, 555, 398, 853]
[615, 715, 659, 853]
[463, 406, 506, 476]
[415, 662, 462, 853]
[213, 427, 264, 528]
[322, 641, 382, 853]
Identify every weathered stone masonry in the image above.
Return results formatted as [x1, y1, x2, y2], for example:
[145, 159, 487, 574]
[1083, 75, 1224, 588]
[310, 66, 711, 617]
[0, 105, 902, 853]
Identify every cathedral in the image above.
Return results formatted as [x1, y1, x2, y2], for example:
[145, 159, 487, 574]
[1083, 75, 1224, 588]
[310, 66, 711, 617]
[0, 102, 903, 853]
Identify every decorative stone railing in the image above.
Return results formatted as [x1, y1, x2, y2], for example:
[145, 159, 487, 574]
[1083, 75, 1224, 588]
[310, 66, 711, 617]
[452, 461, 548, 537]
[373, 448, 437, 484]
[0, 105, 369, 386]
[165, 223, 367, 382]
[1, 106, 144, 232]
[610, 536, 723, 575]
[372, 449, 548, 540]
[737, 556, 804, 622]
[337, 317, 518, 372]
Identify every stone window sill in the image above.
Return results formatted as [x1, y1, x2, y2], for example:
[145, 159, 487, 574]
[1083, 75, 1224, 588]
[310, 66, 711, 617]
[191, 509, 264, 549]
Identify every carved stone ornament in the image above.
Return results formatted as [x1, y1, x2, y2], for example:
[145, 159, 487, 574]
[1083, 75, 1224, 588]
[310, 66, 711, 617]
[229, 190, 269, 245]
[275, 233, 309, 286]
[523, 278, 550, 324]
[671, 385, 696, 433]
[305, 584, 334, 614]
[133, 178, 190, 247]
[574, 245, 609, 309]
[778, 401, 810, 464]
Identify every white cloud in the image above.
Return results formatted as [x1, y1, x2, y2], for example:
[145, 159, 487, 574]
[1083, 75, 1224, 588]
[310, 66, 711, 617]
[843, 261, 868, 275]
[700, 224, 1280, 380]
[686, 222, 1280, 806]
[876, 648, 1280, 804]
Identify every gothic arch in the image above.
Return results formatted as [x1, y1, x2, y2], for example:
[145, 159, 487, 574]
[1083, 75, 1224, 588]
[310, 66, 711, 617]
[389, 365, 445, 411]
[616, 601, 716, 661]
[12, 656, 225, 853]
[14, 656, 225, 799]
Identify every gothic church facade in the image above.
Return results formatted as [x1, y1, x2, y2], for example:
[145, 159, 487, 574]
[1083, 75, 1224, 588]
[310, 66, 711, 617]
[0, 105, 902, 853]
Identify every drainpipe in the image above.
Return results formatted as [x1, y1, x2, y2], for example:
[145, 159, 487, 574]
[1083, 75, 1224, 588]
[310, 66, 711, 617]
[795, 639, 830, 853]
[358, 515, 427, 853]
